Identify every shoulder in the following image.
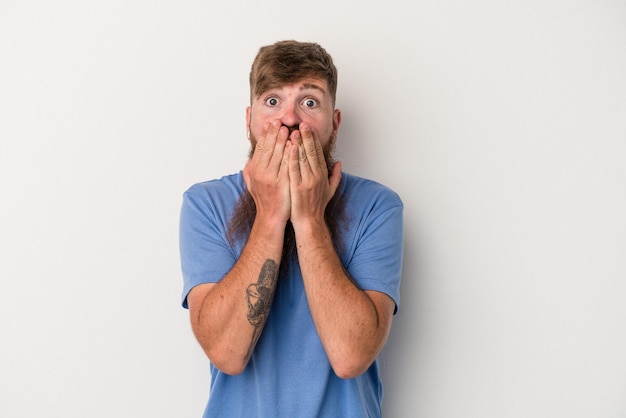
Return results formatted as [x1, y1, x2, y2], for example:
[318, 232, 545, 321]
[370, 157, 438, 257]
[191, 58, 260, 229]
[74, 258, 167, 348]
[181, 172, 244, 221]
[184, 172, 244, 200]
[340, 172, 403, 211]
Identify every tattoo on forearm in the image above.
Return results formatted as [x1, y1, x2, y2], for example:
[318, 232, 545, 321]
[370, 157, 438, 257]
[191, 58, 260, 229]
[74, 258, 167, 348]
[244, 259, 278, 362]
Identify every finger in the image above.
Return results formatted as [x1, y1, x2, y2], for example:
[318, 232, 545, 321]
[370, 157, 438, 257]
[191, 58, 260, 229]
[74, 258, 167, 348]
[270, 125, 289, 171]
[288, 136, 302, 183]
[299, 123, 323, 173]
[279, 140, 292, 180]
[292, 130, 312, 181]
[252, 122, 271, 158]
[253, 120, 281, 167]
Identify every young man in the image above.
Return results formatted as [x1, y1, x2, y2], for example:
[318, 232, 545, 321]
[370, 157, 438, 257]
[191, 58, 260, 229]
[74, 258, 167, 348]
[180, 40, 403, 417]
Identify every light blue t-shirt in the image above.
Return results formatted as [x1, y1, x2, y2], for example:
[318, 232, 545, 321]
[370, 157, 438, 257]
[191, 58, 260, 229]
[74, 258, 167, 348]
[179, 171, 403, 418]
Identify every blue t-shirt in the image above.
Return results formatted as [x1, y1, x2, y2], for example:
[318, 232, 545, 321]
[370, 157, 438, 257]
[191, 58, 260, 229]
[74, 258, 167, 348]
[180, 171, 403, 418]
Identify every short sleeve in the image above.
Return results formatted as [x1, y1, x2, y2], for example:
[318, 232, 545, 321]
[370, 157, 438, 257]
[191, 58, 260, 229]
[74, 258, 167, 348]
[345, 191, 404, 314]
[179, 188, 237, 309]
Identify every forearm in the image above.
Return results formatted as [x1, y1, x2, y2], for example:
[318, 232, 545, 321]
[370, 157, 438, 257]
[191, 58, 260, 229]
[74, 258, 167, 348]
[189, 218, 284, 374]
[295, 219, 394, 379]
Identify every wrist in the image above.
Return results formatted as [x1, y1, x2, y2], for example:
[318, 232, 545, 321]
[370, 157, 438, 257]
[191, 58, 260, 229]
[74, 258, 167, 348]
[251, 214, 288, 240]
[291, 216, 330, 241]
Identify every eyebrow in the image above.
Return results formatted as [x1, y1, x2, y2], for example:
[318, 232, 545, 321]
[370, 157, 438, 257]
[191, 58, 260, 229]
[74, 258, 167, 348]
[300, 82, 326, 95]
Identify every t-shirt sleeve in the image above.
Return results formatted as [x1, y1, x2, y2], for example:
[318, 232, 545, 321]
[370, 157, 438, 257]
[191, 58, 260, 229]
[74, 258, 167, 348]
[345, 195, 404, 314]
[179, 188, 236, 309]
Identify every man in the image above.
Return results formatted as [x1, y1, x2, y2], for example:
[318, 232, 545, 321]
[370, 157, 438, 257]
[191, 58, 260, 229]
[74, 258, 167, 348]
[179, 40, 403, 417]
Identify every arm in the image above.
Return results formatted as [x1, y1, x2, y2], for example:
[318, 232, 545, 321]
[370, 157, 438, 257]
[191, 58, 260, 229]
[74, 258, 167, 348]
[288, 124, 396, 379]
[293, 220, 395, 379]
[187, 121, 291, 375]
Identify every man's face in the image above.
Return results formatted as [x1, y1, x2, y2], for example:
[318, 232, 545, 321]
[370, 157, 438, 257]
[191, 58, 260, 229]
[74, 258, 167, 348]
[246, 78, 341, 155]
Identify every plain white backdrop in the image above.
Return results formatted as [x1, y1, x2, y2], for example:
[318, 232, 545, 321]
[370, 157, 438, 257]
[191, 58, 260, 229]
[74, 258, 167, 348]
[1, 1, 625, 417]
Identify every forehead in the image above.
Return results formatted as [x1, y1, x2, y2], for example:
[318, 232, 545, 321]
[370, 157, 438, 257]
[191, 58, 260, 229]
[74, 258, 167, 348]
[260, 78, 329, 96]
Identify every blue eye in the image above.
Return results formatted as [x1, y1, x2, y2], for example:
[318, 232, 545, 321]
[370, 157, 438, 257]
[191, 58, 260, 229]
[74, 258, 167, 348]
[266, 97, 278, 106]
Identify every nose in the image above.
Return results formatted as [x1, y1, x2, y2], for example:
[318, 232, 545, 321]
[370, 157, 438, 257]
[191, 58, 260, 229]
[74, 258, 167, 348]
[279, 102, 301, 130]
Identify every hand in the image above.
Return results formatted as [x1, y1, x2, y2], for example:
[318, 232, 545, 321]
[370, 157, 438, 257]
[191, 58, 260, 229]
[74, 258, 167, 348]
[287, 123, 342, 227]
[243, 120, 291, 225]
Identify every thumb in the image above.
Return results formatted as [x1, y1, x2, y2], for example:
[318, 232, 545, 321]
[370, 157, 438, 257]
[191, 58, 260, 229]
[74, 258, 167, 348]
[242, 159, 253, 190]
[328, 161, 342, 196]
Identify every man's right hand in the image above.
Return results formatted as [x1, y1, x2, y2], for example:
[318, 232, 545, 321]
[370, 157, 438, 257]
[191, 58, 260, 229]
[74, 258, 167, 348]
[189, 120, 291, 375]
[243, 120, 291, 226]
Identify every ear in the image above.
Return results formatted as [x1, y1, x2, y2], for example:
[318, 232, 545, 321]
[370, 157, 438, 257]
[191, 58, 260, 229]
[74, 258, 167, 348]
[333, 109, 341, 133]
[246, 106, 251, 133]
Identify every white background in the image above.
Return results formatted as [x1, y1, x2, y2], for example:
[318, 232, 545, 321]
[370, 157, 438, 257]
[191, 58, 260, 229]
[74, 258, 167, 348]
[1, 1, 625, 417]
